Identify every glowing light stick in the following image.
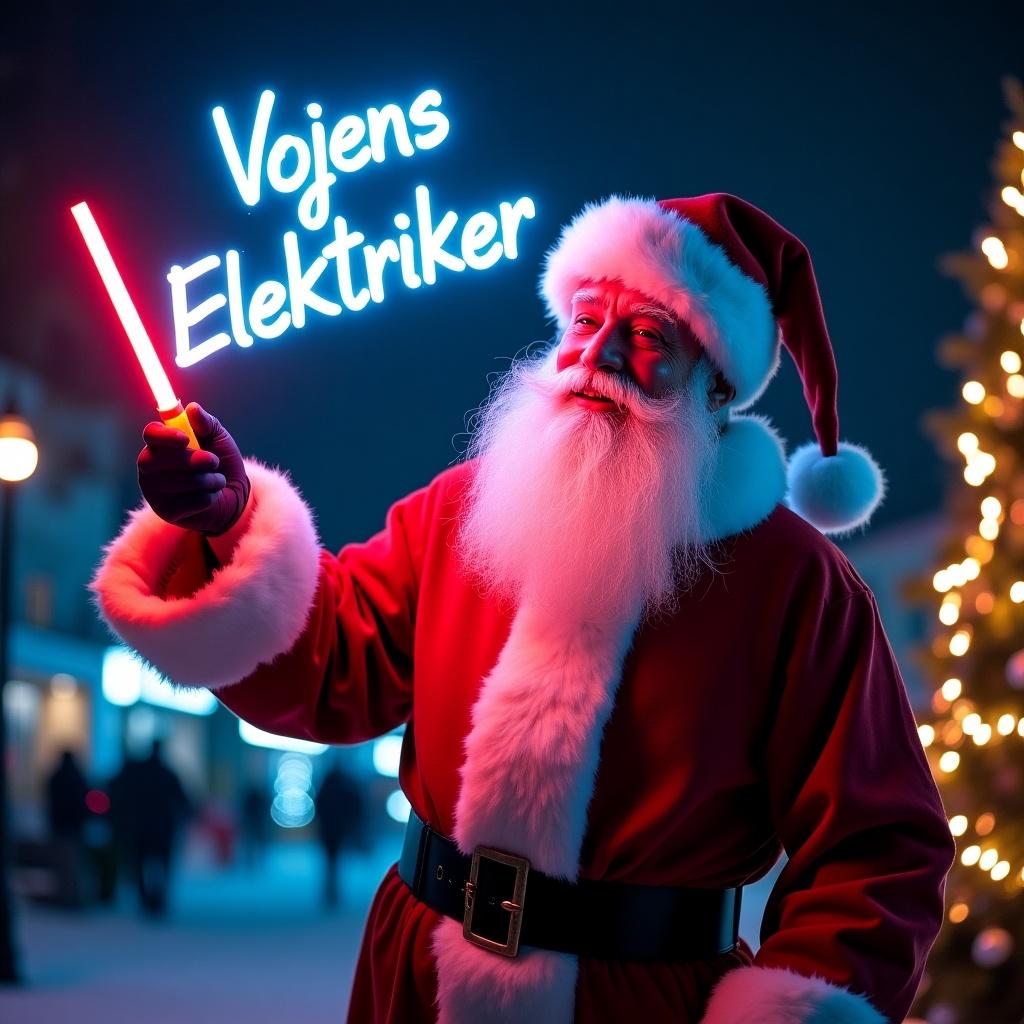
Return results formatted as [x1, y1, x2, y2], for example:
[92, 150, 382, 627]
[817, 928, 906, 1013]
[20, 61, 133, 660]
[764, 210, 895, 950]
[70, 201, 199, 449]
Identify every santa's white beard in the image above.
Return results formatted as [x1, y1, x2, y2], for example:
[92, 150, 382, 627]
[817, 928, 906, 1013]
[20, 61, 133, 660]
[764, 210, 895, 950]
[457, 346, 720, 625]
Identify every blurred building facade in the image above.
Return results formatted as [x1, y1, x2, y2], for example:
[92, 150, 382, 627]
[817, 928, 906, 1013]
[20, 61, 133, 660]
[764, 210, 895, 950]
[2, 355, 128, 837]
[0, 357, 406, 881]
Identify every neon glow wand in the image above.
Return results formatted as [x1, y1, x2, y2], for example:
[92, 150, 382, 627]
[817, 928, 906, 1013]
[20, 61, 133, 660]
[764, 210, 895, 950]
[70, 201, 200, 450]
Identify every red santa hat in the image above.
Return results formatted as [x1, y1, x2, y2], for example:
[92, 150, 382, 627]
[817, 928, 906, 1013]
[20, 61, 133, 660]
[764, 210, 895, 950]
[539, 193, 885, 535]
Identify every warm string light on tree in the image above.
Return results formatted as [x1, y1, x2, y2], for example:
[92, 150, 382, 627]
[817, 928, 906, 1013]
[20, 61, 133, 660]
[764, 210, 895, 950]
[910, 79, 1024, 1023]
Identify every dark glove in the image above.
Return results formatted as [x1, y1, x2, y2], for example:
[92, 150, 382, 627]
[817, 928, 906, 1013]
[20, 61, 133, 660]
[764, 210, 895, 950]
[137, 403, 251, 536]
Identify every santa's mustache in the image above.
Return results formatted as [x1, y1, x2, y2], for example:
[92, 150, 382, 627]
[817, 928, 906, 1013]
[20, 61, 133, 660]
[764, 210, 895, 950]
[527, 364, 685, 423]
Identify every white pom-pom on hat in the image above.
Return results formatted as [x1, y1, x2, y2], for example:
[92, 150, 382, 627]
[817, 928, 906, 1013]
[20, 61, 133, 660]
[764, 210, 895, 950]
[787, 441, 886, 536]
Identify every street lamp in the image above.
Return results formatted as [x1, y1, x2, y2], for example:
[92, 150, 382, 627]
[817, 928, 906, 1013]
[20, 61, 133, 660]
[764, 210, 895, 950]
[0, 404, 38, 984]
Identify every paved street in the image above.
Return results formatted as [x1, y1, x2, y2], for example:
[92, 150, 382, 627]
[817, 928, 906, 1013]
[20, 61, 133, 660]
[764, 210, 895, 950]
[0, 839, 780, 1023]
[0, 839, 394, 1024]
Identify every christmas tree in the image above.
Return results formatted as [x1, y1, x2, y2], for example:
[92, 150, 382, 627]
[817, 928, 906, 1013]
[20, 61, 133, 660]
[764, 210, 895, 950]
[911, 79, 1024, 1024]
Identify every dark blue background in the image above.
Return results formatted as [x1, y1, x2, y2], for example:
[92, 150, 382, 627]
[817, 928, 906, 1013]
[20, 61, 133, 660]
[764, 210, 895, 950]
[5, 2, 1021, 546]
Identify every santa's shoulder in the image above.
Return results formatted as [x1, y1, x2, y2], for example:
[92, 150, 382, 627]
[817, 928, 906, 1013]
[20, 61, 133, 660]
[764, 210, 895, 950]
[386, 458, 479, 552]
[430, 457, 477, 492]
[420, 457, 479, 512]
[726, 502, 872, 606]
[379, 459, 474, 517]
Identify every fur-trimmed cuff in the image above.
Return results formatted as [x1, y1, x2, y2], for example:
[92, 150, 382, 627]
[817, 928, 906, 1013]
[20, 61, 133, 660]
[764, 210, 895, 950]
[90, 459, 320, 690]
[701, 966, 886, 1024]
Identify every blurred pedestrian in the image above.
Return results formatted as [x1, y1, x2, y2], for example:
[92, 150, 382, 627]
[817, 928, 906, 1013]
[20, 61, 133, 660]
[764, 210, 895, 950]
[109, 740, 191, 916]
[45, 749, 90, 905]
[46, 749, 89, 841]
[238, 783, 269, 870]
[314, 763, 364, 908]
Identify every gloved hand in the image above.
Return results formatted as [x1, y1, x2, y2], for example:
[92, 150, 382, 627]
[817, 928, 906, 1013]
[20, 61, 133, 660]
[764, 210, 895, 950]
[137, 403, 250, 536]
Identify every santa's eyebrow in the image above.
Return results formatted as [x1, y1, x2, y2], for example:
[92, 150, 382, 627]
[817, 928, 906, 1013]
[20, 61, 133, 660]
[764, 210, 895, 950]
[569, 291, 677, 329]
[626, 303, 675, 326]
[571, 291, 673, 316]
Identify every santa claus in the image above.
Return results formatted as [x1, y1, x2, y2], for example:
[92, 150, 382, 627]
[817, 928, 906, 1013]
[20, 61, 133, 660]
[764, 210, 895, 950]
[92, 193, 955, 1023]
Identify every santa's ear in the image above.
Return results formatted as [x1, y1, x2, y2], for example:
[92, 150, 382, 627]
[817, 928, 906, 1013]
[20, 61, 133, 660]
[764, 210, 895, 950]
[708, 369, 736, 411]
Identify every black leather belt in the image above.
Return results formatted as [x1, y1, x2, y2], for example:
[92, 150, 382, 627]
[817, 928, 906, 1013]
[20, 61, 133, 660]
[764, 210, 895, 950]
[398, 809, 741, 961]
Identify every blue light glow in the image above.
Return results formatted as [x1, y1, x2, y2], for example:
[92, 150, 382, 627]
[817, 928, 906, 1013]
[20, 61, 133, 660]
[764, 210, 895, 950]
[125, 705, 159, 754]
[271, 753, 316, 828]
[386, 789, 411, 823]
[372, 735, 402, 778]
[271, 790, 315, 828]
[102, 647, 216, 715]
[102, 647, 143, 706]
[274, 754, 313, 792]
[239, 720, 327, 754]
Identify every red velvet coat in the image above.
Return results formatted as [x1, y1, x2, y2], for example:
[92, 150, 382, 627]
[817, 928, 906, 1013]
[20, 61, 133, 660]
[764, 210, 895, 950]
[93, 426, 954, 1024]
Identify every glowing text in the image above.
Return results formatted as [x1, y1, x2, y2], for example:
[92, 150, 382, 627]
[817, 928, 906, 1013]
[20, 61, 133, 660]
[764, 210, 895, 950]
[171, 187, 535, 367]
[171, 88, 536, 367]
[212, 88, 450, 231]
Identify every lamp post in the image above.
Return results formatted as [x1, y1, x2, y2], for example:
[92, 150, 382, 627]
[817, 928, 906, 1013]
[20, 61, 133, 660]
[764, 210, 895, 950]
[0, 403, 38, 984]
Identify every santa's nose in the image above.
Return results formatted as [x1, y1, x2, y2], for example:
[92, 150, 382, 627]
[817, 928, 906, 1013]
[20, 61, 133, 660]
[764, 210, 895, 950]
[579, 324, 626, 373]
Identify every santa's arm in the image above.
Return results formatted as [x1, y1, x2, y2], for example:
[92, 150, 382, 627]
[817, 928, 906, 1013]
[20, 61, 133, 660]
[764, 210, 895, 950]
[91, 459, 435, 744]
[702, 588, 955, 1024]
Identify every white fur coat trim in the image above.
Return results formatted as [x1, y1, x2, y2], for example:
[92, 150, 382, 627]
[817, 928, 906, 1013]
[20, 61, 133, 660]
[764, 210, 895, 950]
[435, 602, 640, 1024]
[539, 195, 779, 409]
[90, 459, 320, 689]
[700, 965, 886, 1024]
[433, 416, 787, 1022]
[704, 413, 786, 543]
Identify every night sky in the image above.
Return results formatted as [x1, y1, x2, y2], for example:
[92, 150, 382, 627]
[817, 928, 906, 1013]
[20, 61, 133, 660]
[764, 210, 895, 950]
[4, 2, 1022, 548]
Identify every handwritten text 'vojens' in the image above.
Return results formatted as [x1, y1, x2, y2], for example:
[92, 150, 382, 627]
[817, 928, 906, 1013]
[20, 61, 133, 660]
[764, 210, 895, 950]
[170, 88, 536, 367]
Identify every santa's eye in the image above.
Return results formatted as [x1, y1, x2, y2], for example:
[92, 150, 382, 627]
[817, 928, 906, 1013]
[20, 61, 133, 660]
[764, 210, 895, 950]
[633, 327, 665, 344]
